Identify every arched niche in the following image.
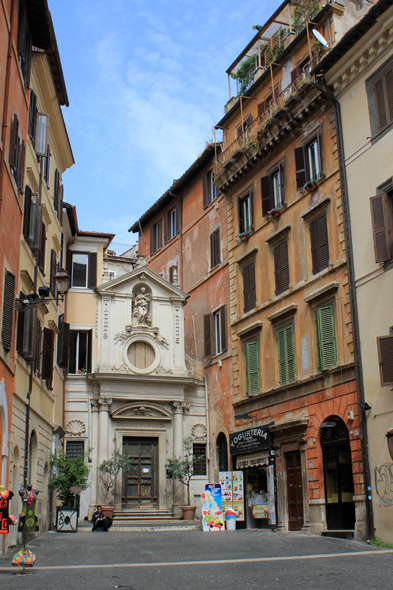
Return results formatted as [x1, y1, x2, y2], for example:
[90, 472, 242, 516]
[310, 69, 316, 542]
[216, 432, 228, 473]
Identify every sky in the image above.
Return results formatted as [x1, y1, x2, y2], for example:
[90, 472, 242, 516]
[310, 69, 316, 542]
[50, 0, 282, 246]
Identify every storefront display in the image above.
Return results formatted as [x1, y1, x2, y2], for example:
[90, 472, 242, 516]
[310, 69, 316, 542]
[219, 471, 245, 522]
[201, 483, 224, 532]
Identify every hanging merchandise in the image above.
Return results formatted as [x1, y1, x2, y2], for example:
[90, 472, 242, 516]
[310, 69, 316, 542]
[0, 487, 15, 534]
[18, 487, 39, 534]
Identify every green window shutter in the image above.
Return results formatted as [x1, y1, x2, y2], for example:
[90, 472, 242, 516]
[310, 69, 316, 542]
[246, 340, 260, 395]
[277, 325, 295, 385]
[315, 305, 336, 370]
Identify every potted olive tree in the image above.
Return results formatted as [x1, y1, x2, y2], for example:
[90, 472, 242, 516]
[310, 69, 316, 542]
[165, 436, 204, 520]
[97, 450, 133, 518]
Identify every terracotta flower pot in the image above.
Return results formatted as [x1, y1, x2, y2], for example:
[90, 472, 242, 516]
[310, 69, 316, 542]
[181, 506, 196, 520]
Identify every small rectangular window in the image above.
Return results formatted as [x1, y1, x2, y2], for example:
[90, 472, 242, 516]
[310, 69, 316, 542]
[294, 132, 321, 190]
[243, 261, 256, 313]
[72, 253, 88, 287]
[203, 170, 217, 209]
[193, 443, 207, 476]
[315, 304, 337, 370]
[210, 228, 220, 269]
[310, 213, 329, 274]
[69, 329, 92, 374]
[170, 208, 176, 239]
[261, 163, 284, 217]
[150, 219, 162, 254]
[66, 441, 85, 459]
[203, 305, 227, 358]
[238, 190, 252, 233]
[274, 240, 289, 295]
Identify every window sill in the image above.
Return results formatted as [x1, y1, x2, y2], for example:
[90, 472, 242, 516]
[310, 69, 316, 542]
[68, 287, 95, 294]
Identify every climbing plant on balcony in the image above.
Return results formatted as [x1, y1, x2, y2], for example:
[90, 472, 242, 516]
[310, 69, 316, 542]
[231, 55, 257, 96]
[293, 0, 320, 35]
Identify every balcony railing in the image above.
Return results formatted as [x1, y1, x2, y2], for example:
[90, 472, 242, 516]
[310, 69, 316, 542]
[106, 243, 137, 259]
[214, 68, 314, 178]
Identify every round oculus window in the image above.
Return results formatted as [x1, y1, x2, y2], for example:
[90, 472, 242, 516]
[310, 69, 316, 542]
[127, 341, 155, 369]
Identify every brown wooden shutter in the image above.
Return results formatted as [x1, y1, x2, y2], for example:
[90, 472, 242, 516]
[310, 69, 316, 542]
[59, 184, 64, 225]
[210, 232, 214, 268]
[291, 65, 301, 84]
[34, 317, 41, 373]
[157, 218, 162, 248]
[44, 144, 50, 185]
[88, 252, 97, 288]
[54, 169, 60, 215]
[317, 214, 329, 271]
[50, 249, 56, 295]
[203, 172, 210, 209]
[261, 175, 272, 216]
[23, 185, 32, 240]
[273, 241, 289, 295]
[21, 306, 37, 360]
[66, 248, 72, 277]
[38, 223, 46, 274]
[370, 194, 391, 263]
[175, 200, 181, 234]
[2, 271, 15, 351]
[17, 140, 25, 193]
[150, 225, 154, 255]
[28, 90, 37, 143]
[16, 291, 25, 354]
[215, 229, 220, 267]
[9, 114, 19, 169]
[221, 305, 227, 353]
[164, 211, 169, 244]
[204, 314, 212, 358]
[243, 261, 256, 312]
[57, 314, 70, 369]
[310, 218, 319, 274]
[294, 146, 308, 190]
[377, 335, 393, 386]
[42, 327, 55, 382]
[17, 1, 27, 60]
[238, 196, 244, 232]
[374, 77, 388, 131]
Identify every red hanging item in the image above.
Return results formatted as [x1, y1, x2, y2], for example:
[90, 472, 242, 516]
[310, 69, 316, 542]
[0, 490, 15, 534]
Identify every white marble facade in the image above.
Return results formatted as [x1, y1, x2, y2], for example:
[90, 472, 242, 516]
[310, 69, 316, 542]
[65, 259, 207, 518]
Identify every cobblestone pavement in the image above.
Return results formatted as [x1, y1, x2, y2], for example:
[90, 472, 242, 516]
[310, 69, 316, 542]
[0, 529, 392, 590]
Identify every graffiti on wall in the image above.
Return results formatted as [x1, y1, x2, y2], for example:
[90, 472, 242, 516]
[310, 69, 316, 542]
[375, 463, 393, 507]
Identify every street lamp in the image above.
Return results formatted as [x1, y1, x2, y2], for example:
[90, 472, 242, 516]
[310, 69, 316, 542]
[15, 268, 71, 310]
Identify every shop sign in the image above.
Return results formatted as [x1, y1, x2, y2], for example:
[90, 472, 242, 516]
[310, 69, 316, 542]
[229, 423, 273, 456]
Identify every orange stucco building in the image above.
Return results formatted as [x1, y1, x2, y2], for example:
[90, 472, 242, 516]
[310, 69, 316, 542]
[130, 144, 234, 479]
[213, 0, 372, 538]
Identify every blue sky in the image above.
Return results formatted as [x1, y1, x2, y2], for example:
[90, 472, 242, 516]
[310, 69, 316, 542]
[50, 0, 281, 245]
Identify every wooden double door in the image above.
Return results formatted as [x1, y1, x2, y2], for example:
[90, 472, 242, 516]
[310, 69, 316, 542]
[286, 451, 304, 531]
[122, 437, 158, 509]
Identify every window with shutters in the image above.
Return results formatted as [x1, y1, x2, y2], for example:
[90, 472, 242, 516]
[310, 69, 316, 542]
[203, 169, 217, 209]
[210, 228, 220, 269]
[238, 189, 253, 233]
[261, 163, 285, 216]
[164, 200, 181, 244]
[8, 114, 25, 194]
[369, 192, 392, 263]
[204, 305, 227, 358]
[309, 213, 329, 274]
[28, 90, 37, 145]
[273, 240, 290, 295]
[169, 208, 176, 240]
[373, 66, 393, 133]
[43, 144, 50, 186]
[377, 335, 393, 387]
[315, 304, 337, 370]
[42, 327, 55, 387]
[1, 271, 15, 352]
[23, 186, 41, 250]
[38, 223, 46, 275]
[193, 443, 207, 476]
[151, 219, 162, 254]
[245, 339, 260, 395]
[277, 324, 295, 385]
[57, 314, 70, 369]
[17, 0, 32, 85]
[16, 294, 37, 361]
[69, 330, 92, 374]
[236, 114, 252, 142]
[70, 252, 97, 289]
[242, 260, 256, 313]
[294, 132, 322, 190]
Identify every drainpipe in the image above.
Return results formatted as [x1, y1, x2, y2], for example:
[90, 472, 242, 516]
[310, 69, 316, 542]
[204, 376, 211, 479]
[311, 76, 373, 541]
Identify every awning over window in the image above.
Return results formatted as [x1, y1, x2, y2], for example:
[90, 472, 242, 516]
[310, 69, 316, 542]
[236, 450, 270, 469]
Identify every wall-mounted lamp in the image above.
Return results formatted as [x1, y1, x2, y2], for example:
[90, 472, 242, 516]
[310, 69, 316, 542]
[15, 268, 71, 311]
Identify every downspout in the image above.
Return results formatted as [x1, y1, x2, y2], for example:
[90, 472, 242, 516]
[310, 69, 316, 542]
[311, 76, 373, 541]
[204, 376, 210, 479]
[0, 0, 16, 203]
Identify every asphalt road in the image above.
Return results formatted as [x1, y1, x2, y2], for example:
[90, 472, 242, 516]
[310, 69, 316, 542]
[0, 529, 392, 590]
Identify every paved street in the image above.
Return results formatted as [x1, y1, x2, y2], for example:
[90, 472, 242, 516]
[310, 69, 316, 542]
[0, 529, 392, 590]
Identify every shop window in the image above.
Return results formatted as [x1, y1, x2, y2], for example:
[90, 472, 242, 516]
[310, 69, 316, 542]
[66, 441, 85, 459]
[193, 443, 207, 476]
[203, 169, 217, 208]
[69, 330, 92, 374]
[310, 213, 329, 274]
[277, 324, 295, 385]
[315, 304, 337, 370]
[245, 339, 260, 395]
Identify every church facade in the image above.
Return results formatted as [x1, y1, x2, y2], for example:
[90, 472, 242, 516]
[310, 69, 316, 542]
[64, 248, 208, 518]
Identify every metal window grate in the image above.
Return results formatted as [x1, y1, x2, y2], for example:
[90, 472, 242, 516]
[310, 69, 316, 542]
[66, 441, 84, 458]
[193, 443, 207, 476]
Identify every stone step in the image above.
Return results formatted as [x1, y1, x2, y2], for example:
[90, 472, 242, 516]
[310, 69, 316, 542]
[321, 529, 354, 539]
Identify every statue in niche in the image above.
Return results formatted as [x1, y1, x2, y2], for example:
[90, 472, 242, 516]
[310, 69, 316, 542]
[133, 287, 152, 326]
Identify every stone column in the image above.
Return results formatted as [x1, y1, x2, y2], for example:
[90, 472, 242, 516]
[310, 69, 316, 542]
[97, 397, 112, 504]
[172, 402, 184, 516]
[90, 400, 99, 514]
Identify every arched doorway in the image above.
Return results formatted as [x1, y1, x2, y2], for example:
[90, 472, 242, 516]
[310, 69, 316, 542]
[321, 416, 355, 530]
[216, 433, 228, 473]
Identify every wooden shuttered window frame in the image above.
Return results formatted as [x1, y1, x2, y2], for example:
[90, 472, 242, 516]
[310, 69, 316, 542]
[175, 199, 181, 235]
[309, 213, 329, 274]
[23, 185, 32, 240]
[38, 222, 46, 274]
[373, 66, 393, 132]
[9, 114, 19, 171]
[17, 0, 32, 85]
[238, 189, 253, 233]
[203, 305, 227, 358]
[261, 163, 284, 217]
[50, 249, 56, 295]
[2, 271, 15, 352]
[203, 171, 212, 209]
[150, 219, 162, 254]
[377, 335, 393, 387]
[88, 252, 97, 289]
[243, 260, 256, 313]
[19, 305, 37, 361]
[315, 304, 337, 371]
[41, 327, 55, 383]
[54, 169, 60, 217]
[294, 145, 308, 190]
[28, 90, 37, 144]
[237, 114, 252, 139]
[277, 324, 295, 385]
[370, 194, 391, 263]
[57, 314, 70, 369]
[246, 340, 260, 396]
[273, 240, 289, 295]
[44, 144, 50, 185]
[17, 140, 25, 194]
[210, 228, 220, 269]
[204, 314, 212, 358]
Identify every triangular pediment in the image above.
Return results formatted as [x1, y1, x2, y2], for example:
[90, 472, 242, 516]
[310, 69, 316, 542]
[96, 265, 188, 300]
[112, 402, 172, 421]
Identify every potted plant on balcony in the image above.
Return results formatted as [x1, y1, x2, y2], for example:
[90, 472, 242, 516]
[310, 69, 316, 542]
[266, 208, 281, 221]
[237, 231, 250, 244]
[98, 450, 133, 519]
[301, 180, 317, 193]
[165, 436, 203, 520]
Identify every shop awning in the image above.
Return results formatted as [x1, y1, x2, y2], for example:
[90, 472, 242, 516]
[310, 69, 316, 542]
[236, 450, 270, 469]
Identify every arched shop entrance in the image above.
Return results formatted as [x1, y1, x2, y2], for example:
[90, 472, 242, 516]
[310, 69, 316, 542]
[321, 416, 355, 530]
